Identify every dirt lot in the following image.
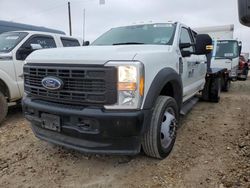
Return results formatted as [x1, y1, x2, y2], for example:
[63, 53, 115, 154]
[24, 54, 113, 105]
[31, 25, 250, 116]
[0, 79, 250, 188]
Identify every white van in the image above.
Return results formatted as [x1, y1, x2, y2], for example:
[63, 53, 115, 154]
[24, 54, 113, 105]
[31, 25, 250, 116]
[0, 30, 82, 123]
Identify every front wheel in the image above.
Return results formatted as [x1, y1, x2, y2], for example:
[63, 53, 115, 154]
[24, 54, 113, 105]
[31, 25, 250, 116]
[142, 96, 178, 159]
[0, 91, 8, 125]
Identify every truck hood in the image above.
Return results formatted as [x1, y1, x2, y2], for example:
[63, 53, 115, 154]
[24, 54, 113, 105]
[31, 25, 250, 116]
[26, 45, 171, 65]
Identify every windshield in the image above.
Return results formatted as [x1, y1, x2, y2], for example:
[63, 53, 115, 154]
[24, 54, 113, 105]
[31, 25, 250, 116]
[0, 32, 28, 53]
[215, 40, 239, 59]
[92, 23, 176, 46]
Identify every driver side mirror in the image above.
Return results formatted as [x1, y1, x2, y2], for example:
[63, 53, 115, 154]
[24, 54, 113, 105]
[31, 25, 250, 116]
[181, 50, 192, 57]
[179, 43, 194, 57]
[195, 34, 213, 55]
[83, 41, 90, 46]
[16, 43, 43, 61]
[180, 43, 193, 49]
[238, 0, 250, 27]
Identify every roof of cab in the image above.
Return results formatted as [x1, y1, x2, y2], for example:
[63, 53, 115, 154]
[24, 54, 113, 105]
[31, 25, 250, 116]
[117, 21, 177, 28]
[2, 30, 80, 40]
[0, 20, 65, 35]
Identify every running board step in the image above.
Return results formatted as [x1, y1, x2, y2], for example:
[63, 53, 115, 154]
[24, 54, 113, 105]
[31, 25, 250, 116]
[180, 97, 199, 116]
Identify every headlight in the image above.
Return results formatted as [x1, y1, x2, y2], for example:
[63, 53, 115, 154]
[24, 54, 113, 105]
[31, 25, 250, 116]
[105, 61, 144, 110]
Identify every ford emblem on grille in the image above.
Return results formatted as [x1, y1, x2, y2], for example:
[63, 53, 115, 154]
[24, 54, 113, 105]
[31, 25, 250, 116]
[41, 77, 64, 91]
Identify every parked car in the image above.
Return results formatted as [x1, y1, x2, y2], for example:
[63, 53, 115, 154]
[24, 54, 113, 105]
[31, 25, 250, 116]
[23, 22, 226, 159]
[0, 30, 82, 124]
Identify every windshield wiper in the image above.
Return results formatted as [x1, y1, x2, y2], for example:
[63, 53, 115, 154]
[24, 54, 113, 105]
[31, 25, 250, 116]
[112, 42, 145, 45]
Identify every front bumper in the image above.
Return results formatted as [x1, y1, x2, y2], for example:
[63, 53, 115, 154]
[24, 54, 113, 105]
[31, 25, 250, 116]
[238, 74, 248, 79]
[229, 72, 237, 80]
[237, 69, 249, 78]
[22, 97, 151, 155]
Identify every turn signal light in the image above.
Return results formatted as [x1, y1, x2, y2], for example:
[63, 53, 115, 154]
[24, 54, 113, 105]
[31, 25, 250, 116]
[206, 45, 213, 50]
[118, 82, 137, 91]
[139, 77, 144, 96]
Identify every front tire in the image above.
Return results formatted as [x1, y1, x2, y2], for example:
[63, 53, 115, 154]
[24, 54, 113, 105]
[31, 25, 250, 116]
[142, 96, 178, 159]
[0, 91, 8, 125]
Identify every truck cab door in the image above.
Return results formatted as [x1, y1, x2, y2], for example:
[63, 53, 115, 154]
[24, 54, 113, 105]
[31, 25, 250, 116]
[179, 27, 206, 102]
[14, 35, 57, 95]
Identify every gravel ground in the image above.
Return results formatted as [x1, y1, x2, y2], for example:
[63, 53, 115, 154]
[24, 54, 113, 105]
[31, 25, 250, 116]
[0, 78, 249, 188]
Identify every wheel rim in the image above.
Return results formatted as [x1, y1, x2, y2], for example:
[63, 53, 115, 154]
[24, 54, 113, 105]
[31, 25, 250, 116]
[160, 107, 177, 149]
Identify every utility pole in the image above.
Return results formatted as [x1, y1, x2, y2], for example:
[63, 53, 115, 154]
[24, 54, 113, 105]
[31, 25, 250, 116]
[83, 9, 86, 41]
[68, 2, 72, 36]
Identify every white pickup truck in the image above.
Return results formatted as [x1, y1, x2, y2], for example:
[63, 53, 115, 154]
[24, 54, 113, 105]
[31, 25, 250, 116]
[0, 31, 82, 123]
[23, 22, 225, 159]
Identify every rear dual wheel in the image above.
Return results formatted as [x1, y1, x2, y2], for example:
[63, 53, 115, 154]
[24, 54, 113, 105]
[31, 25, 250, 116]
[142, 96, 178, 159]
[209, 78, 221, 103]
[222, 76, 231, 92]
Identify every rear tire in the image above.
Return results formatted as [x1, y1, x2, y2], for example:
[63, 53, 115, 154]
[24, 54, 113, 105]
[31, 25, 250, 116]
[0, 91, 8, 124]
[142, 96, 178, 159]
[209, 78, 221, 103]
[222, 79, 231, 92]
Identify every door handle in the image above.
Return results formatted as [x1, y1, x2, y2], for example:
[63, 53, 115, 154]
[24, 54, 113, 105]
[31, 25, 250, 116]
[195, 62, 201, 65]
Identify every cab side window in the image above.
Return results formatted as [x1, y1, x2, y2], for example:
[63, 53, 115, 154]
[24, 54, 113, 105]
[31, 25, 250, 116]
[25, 36, 56, 49]
[16, 35, 56, 60]
[180, 28, 194, 53]
[61, 37, 80, 47]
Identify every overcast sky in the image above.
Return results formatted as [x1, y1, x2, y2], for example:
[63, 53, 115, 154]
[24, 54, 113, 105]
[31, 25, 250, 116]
[1, 0, 249, 52]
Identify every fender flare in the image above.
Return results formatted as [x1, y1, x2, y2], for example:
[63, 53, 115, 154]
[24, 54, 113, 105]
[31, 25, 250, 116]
[0, 78, 10, 99]
[0, 69, 17, 100]
[143, 68, 183, 111]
